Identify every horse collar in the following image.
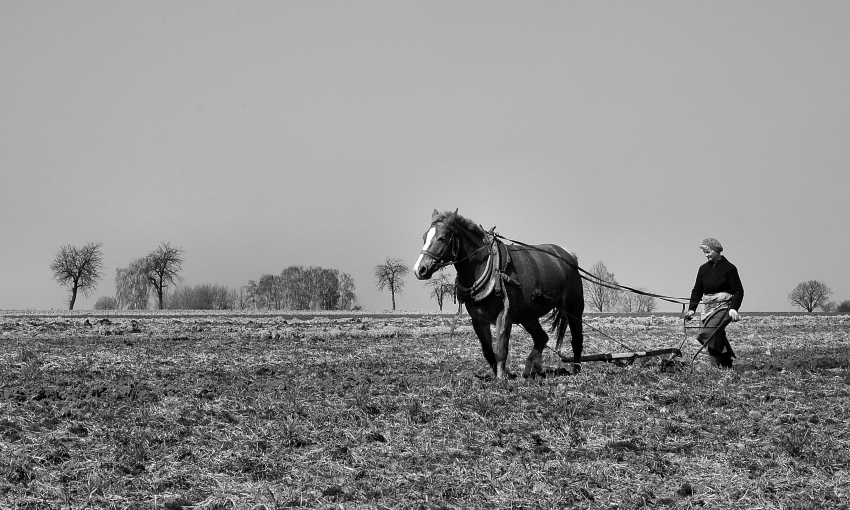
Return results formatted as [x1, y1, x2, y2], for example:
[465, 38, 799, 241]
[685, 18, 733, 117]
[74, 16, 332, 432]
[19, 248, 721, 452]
[456, 236, 518, 303]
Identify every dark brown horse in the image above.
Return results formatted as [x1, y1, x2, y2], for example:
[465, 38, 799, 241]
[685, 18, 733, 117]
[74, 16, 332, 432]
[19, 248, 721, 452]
[414, 210, 584, 378]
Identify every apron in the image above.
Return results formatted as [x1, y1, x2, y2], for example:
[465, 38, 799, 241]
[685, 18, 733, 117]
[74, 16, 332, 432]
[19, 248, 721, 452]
[698, 292, 735, 357]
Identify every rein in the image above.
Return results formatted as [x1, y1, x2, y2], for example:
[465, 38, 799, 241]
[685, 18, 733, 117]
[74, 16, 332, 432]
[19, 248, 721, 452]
[489, 231, 736, 360]
[429, 220, 731, 367]
[492, 233, 695, 309]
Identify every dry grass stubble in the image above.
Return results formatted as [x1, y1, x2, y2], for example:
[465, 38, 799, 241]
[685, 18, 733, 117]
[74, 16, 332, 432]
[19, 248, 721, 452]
[1, 313, 849, 509]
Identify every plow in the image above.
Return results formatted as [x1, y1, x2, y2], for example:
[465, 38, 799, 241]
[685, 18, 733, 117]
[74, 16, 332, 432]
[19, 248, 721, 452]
[551, 310, 727, 370]
[556, 347, 682, 365]
[486, 233, 733, 370]
[427, 214, 735, 377]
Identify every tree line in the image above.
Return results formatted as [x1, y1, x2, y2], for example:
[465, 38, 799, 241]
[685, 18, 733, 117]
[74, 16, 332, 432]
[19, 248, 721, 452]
[50, 242, 357, 311]
[50, 242, 183, 311]
[581, 261, 658, 313]
[373, 256, 658, 313]
[585, 264, 850, 314]
[244, 266, 357, 311]
[50, 242, 849, 313]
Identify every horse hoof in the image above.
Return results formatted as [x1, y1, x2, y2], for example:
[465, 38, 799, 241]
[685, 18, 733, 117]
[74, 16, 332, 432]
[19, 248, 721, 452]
[572, 363, 582, 375]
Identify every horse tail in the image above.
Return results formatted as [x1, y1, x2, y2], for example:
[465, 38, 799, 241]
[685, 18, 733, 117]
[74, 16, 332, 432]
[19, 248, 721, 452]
[545, 308, 569, 351]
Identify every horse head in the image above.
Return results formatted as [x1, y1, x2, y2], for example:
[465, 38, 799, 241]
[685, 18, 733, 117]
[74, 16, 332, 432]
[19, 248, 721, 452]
[413, 209, 460, 280]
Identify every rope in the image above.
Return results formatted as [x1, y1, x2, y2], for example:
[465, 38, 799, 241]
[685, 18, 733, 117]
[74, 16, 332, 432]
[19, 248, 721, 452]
[562, 308, 637, 352]
[444, 228, 730, 365]
[490, 232, 693, 360]
[493, 233, 693, 306]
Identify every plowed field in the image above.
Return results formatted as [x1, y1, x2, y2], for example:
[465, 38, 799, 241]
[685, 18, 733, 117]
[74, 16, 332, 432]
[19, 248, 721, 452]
[2, 312, 849, 509]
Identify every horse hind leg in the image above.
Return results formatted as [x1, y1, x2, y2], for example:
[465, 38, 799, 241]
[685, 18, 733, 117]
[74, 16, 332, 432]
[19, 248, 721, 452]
[567, 312, 584, 373]
[521, 320, 549, 378]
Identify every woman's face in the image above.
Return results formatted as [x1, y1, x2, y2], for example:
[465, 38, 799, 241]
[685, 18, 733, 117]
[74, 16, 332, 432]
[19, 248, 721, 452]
[701, 245, 721, 262]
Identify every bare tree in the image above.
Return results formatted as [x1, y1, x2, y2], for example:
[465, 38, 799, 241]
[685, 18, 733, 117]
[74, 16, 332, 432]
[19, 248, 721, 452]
[246, 280, 259, 309]
[374, 257, 410, 310]
[788, 280, 832, 312]
[584, 261, 619, 312]
[116, 258, 150, 309]
[280, 266, 310, 309]
[231, 286, 247, 310]
[256, 273, 281, 309]
[618, 287, 657, 313]
[214, 285, 234, 310]
[426, 270, 455, 311]
[338, 272, 358, 310]
[636, 293, 657, 313]
[144, 242, 184, 310]
[241, 266, 355, 311]
[50, 242, 104, 310]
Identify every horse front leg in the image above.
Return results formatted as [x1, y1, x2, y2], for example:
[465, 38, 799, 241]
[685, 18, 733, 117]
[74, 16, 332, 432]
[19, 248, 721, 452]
[494, 318, 512, 379]
[521, 320, 549, 378]
[471, 318, 497, 375]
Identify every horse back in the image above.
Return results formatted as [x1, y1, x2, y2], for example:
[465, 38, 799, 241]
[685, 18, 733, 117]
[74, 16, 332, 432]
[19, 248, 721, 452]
[506, 243, 583, 306]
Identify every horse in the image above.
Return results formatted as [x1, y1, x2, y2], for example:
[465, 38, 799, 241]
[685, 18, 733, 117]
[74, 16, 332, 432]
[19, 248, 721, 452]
[413, 209, 585, 378]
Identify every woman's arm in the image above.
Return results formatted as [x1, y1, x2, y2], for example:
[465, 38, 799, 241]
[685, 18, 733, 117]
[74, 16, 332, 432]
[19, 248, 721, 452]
[688, 266, 705, 312]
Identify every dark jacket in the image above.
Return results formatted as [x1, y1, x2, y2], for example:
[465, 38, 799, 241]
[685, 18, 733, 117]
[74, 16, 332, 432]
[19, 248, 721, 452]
[689, 256, 744, 311]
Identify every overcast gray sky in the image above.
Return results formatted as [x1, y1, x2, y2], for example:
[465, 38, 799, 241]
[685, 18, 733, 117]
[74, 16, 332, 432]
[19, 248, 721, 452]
[2, 1, 848, 312]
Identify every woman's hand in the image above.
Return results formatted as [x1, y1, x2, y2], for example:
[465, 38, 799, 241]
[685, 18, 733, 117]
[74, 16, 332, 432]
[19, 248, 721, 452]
[729, 309, 740, 321]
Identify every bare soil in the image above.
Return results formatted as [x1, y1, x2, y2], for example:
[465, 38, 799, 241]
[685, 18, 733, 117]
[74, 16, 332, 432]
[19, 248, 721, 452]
[1, 311, 849, 509]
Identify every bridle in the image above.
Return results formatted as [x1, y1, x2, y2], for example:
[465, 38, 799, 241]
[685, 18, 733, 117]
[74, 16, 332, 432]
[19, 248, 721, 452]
[420, 221, 494, 273]
[420, 222, 459, 270]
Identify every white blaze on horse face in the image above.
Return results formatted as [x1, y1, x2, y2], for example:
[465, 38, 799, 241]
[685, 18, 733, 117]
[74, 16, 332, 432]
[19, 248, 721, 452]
[414, 226, 437, 277]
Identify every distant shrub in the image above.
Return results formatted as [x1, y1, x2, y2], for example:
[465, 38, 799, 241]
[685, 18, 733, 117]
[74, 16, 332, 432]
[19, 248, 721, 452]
[94, 296, 118, 310]
[245, 266, 357, 310]
[165, 284, 234, 310]
[837, 301, 850, 313]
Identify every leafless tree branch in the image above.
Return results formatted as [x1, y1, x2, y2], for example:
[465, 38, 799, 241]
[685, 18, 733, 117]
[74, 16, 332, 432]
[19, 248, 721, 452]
[50, 242, 104, 310]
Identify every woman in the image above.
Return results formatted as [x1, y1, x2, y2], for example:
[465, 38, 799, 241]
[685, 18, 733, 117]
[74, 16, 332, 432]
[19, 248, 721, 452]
[685, 238, 744, 368]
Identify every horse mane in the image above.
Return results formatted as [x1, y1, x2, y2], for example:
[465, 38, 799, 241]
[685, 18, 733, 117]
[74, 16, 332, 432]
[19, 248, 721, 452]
[436, 210, 488, 237]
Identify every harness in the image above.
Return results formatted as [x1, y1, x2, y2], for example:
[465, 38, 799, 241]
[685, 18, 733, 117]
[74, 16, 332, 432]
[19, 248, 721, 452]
[454, 231, 520, 303]
[426, 217, 736, 367]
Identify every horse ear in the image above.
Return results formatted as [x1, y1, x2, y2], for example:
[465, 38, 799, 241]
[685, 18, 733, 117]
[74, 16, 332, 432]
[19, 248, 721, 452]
[447, 208, 458, 221]
[431, 209, 440, 221]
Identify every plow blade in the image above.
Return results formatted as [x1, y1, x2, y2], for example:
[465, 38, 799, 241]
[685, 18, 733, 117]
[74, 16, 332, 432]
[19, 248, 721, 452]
[558, 348, 681, 364]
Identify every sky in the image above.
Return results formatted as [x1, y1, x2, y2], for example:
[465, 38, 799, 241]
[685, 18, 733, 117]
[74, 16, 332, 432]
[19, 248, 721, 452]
[2, 1, 848, 313]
